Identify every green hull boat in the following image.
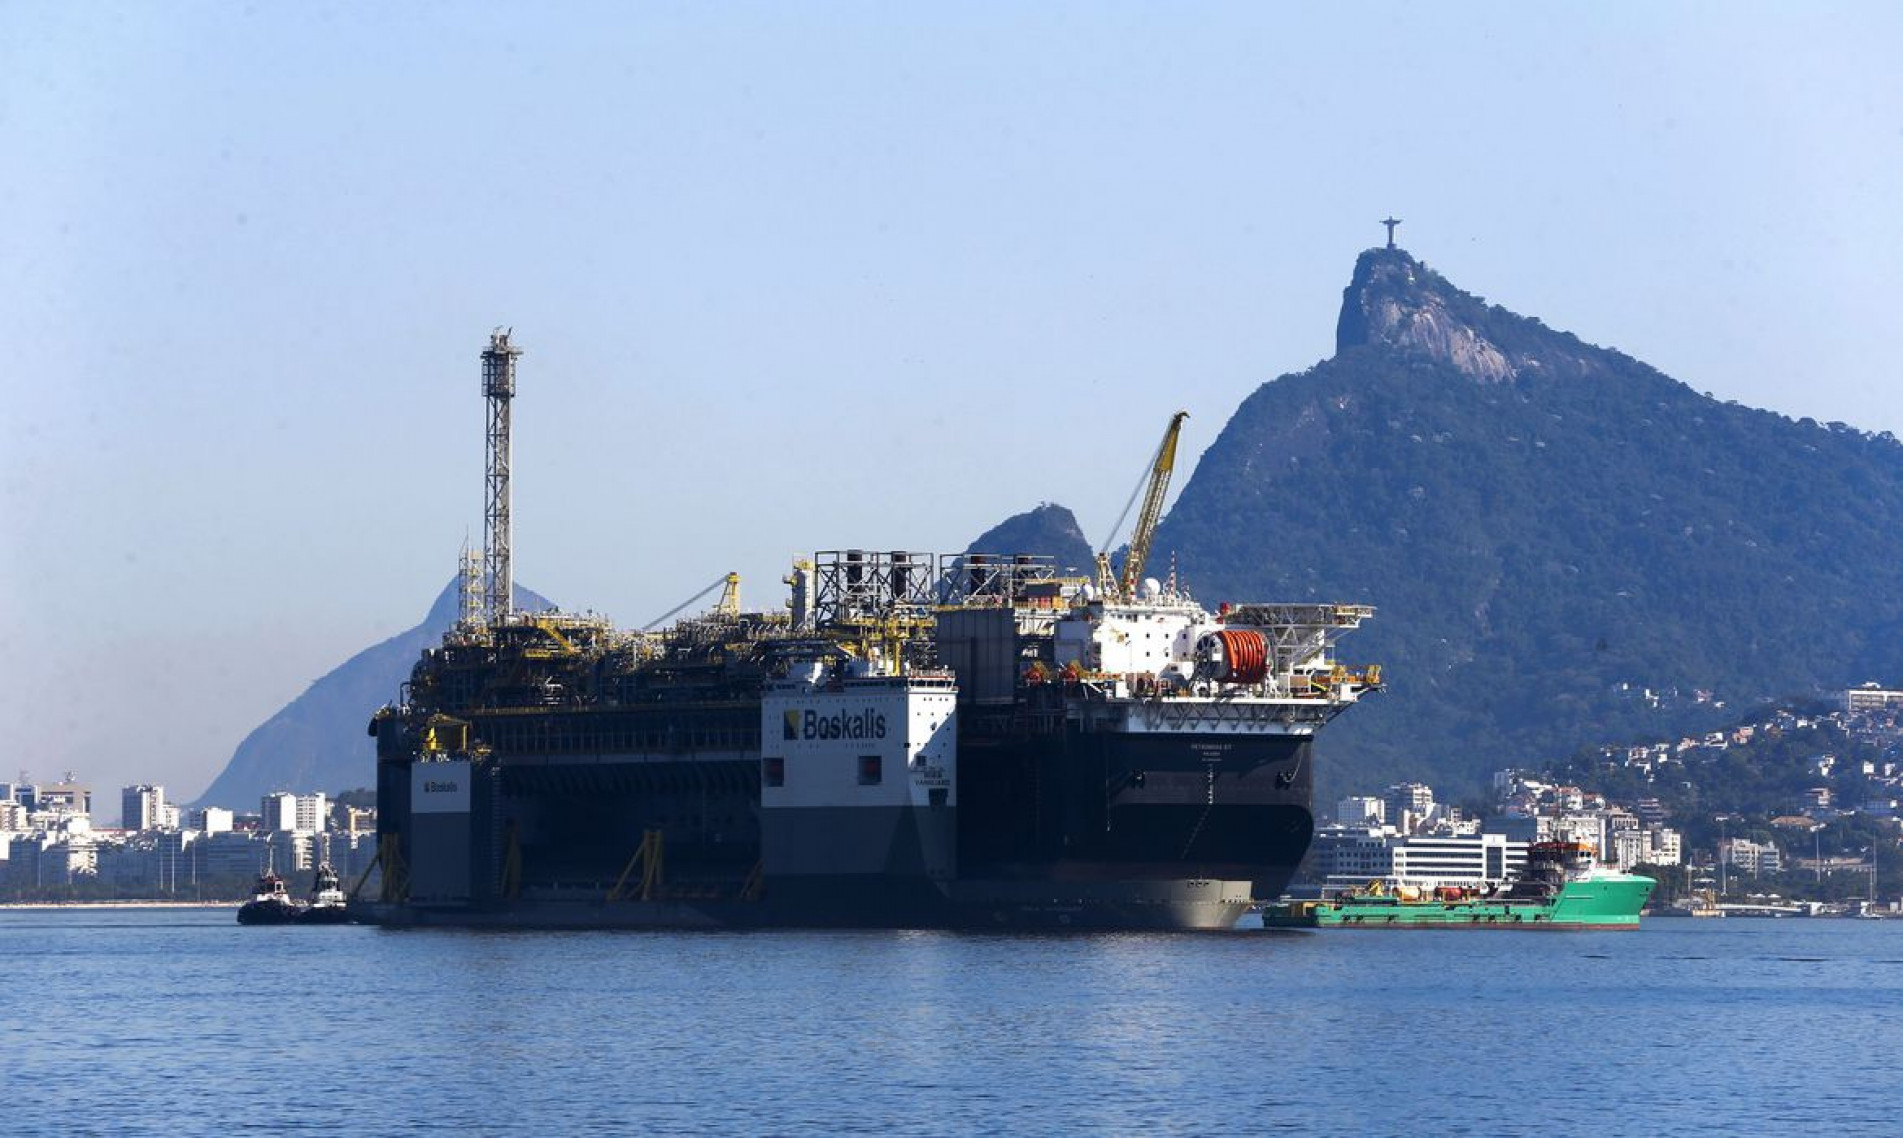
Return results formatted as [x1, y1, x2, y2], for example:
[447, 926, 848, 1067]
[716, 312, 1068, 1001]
[1264, 842, 1655, 930]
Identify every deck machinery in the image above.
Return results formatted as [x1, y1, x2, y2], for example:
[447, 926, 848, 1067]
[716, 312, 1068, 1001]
[362, 549, 1379, 930]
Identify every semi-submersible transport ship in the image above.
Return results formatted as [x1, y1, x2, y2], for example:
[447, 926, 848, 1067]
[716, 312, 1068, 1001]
[353, 333, 1382, 931]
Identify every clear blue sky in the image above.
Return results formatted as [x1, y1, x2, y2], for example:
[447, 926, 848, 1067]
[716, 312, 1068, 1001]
[4, 3, 1899, 801]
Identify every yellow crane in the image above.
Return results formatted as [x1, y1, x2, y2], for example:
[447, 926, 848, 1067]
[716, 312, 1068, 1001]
[1095, 411, 1189, 603]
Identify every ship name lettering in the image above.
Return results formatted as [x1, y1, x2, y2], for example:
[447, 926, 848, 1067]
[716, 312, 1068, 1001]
[802, 708, 888, 742]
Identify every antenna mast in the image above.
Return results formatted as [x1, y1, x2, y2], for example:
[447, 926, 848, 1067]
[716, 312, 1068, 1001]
[481, 329, 522, 627]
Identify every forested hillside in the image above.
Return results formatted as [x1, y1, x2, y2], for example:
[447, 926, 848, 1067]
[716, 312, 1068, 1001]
[1147, 248, 1903, 798]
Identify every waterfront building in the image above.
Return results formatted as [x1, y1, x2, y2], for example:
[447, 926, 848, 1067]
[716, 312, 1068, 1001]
[155, 830, 199, 894]
[1720, 837, 1783, 875]
[1388, 832, 1522, 886]
[1311, 826, 1391, 883]
[121, 785, 170, 832]
[95, 835, 151, 890]
[261, 792, 328, 834]
[199, 830, 269, 879]
[294, 793, 328, 834]
[278, 831, 315, 872]
[1844, 683, 1903, 712]
[191, 807, 234, 834]
[32, 782, 92, 820]
[1384, 782, 1435, 834]
[261, 792, 298, 832]
[1483, 812, 1539, 843]
[1335, 796, 1384, 827]
[1610, 826, 1683, 870]
[5, 830, 98, 887]
[1311, 827, 1526, 893]
[1542, 812, 1608, 854]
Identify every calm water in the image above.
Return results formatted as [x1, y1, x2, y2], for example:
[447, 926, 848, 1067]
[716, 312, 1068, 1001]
[3, 909, 1897, 1136]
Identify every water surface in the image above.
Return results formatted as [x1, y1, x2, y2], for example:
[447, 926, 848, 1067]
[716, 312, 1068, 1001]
[3, 909, 1895, 1135]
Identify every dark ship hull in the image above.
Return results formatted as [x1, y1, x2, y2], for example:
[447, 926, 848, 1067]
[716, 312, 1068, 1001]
[296, 904, 352, 925]
[356, 727, 1314, 932]
[357, 555, 1372, 933]
[237, 898, 302, 925]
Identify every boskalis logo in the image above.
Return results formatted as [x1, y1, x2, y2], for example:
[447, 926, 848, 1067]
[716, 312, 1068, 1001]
[785, 706, 887, 742]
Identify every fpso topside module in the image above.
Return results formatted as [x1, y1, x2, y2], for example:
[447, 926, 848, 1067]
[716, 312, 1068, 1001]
[352, 337, 1380, 931]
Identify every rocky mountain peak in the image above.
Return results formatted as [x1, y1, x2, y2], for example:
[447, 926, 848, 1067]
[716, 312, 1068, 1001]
[965, 502, 1094, 575]
[1335, 246, 1517, 383]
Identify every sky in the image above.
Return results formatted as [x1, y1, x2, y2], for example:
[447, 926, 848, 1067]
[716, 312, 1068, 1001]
[3, 3, 1900, 802]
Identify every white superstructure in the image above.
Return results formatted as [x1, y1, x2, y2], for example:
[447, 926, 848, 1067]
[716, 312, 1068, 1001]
[760, 674, 959, 813]
[1313, 827, 1527, 893]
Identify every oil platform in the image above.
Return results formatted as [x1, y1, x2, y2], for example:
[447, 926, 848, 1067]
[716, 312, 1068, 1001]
[354, 333, 1381, 930]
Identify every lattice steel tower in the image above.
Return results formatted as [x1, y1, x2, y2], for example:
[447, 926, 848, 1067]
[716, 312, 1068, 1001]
[457, 543, 485, 631]
[481, 329, 522, 627]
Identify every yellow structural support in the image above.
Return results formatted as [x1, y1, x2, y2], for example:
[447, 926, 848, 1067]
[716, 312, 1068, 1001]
[607, 829, 666, 902]
[421, 715, 470, 756]
[376, 833, 409, 903]
[535, 616, 578, 652]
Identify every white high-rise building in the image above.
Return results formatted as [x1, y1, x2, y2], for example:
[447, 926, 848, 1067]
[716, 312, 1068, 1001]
[1312, 828, 1527, 892]
[1720, 837, 1782, 875]
[122, 785, 169, 832]
[261, 792, 328, 834]
[1384, 782, 1435, 834]
[192, 807, 234, 835]
[294, 793, 328, 834]
[1336, 796, 1385, 827]
[261, 793, 299, 832]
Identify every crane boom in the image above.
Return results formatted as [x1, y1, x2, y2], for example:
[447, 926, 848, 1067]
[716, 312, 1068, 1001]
[1123, 411, 1189, 598]
[1095, 411, 1189, 602]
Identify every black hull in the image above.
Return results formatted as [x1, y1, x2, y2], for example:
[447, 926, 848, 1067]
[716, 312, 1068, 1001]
[371, 694, 1320, 932]
[297, 904, 353, 925]
[350, 876, 1254, 932]
[236, 900, 302, 925]
[956, 728, 1316, 899]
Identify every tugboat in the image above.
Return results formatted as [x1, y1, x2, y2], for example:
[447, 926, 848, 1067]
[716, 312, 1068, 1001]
[297, 863, 352, 925]
[235, 871, 304, 925]
[1264, 841, 1655, 930]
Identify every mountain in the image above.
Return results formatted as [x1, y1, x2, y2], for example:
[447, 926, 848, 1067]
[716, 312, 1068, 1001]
[1142, 245, 1903, 801]
[195, 582, 553, 809]
[966, 503, 1095, 575]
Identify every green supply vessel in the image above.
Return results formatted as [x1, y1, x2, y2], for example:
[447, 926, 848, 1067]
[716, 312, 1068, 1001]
[1264, 841, 1654, 930]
